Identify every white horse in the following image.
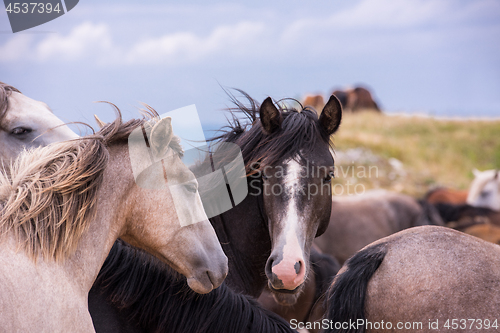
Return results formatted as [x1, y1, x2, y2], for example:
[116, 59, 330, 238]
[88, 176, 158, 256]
[467, 169, 500, 211]
[0, 81, 79, 163]
[0, 111, 228, 332]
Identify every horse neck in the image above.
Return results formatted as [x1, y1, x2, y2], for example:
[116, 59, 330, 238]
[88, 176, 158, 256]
[212, 182, 271, 297]
[63, 143, 132, 293]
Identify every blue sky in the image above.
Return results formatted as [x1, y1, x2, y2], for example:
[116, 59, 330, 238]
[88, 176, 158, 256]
[1, 0, 499, 133]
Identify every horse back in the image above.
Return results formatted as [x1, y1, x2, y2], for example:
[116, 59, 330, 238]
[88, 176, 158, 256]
[367, 227, 500, 328]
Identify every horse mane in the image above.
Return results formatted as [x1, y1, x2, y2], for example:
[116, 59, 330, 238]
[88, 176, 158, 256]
[0, 103, 181, 261]
[93, 240, 295, 333]
[0, 81, 21, 121]
[209, 90, 334, 175]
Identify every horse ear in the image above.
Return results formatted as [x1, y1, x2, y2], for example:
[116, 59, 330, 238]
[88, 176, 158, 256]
[260, 97, 282, 135]
[149, 117, 173, 159]
[94, 114, 106, 129]
[472, 168, 480, 177]
[319, 94, 342, 135]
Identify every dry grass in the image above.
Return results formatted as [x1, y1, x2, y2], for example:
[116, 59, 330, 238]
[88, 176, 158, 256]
[331, 111, 500, 197]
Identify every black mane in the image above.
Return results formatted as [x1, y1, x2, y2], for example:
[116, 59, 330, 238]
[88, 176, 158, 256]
[210, 90, 333, 174]
[92, 240, 296, 333]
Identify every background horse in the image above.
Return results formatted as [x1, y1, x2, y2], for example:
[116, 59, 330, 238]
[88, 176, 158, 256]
[302, 94, 325, 112]
[433, 202, 500, 244]
[315, 189, 444, 264]
[0, 81, 78, 163]
[324, 226, 500, 333]
[424, 187, 468, 205]
[331, 86, 380, 113]
[0, 109, 227, 332]
[467, 169, 500, 211]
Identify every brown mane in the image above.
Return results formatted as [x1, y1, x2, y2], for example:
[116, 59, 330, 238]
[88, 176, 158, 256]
[0, 103, 181, 261]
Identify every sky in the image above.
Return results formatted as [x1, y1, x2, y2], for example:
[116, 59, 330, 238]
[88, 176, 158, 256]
[1, 0, 499, 134]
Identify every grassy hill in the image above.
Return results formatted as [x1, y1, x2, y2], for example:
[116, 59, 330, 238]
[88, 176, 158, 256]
[330, 111, 500, 197]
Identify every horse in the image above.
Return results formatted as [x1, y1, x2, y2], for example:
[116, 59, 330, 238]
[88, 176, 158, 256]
[202, 92, 342, 306]
[0, 108, 227, 332]
[467, 169, 500, 211]
[89, 239, 297, 333]
[433, 202, 500, 244]
[331, 86, 380, 113]
[434, 202, 500, 227]
[0, 81, 79, 163]
[314, 190, 444, 264]
[323, 225, 500, 333]
[424, 187, 468, 205]
[303, 94, 325, 112]
[258, 245, 341, 333]
[89, 92, 342, 331]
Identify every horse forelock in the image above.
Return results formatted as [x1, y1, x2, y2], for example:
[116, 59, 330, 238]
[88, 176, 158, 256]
[209, 91, 333, 175]
[0, 81, 21, 123]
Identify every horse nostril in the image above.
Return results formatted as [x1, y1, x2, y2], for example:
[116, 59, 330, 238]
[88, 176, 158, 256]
[265, 258, 274, 277]
[294, 261, 302, 274]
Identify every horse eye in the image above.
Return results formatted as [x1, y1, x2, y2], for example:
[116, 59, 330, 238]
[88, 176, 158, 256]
[480, 191, 490, 198]
[324, 171, 335, 182]
[185, 183, 197, 193]
[11, 127, 32, 136]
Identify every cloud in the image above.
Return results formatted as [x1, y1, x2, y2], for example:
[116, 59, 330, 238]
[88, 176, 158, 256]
[0, 0, 498, 67]
[0, 34, 34, 62]
[124, 21, 267, 65]
[35, 22, 114, 62]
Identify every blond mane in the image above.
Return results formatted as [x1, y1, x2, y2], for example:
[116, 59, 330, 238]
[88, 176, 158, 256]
[0, 104, 181, 261]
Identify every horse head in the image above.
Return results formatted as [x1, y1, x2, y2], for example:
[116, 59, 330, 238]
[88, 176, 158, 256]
[258, 95, 342, 305]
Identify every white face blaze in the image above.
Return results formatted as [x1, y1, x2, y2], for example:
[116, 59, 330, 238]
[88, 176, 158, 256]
[270, 157, 306, 290]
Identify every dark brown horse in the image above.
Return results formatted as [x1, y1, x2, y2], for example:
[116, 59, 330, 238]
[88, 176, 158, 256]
[434, 202, 500, 244]
[331, 86, 380, 113]
[90, 92, 342, 330]
[324, 226, 500, 333]
[203, 92, 341, 305]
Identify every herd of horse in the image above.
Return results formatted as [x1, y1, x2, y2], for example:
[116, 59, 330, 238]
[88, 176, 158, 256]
[1, 81, 499, 333]
[302, 86, 380, 114]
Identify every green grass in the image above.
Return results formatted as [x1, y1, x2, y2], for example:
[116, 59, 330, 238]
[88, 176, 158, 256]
[331, 112, 500, 197]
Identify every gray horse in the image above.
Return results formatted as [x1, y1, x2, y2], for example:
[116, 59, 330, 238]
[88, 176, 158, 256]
[315, 189, 443, 264]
